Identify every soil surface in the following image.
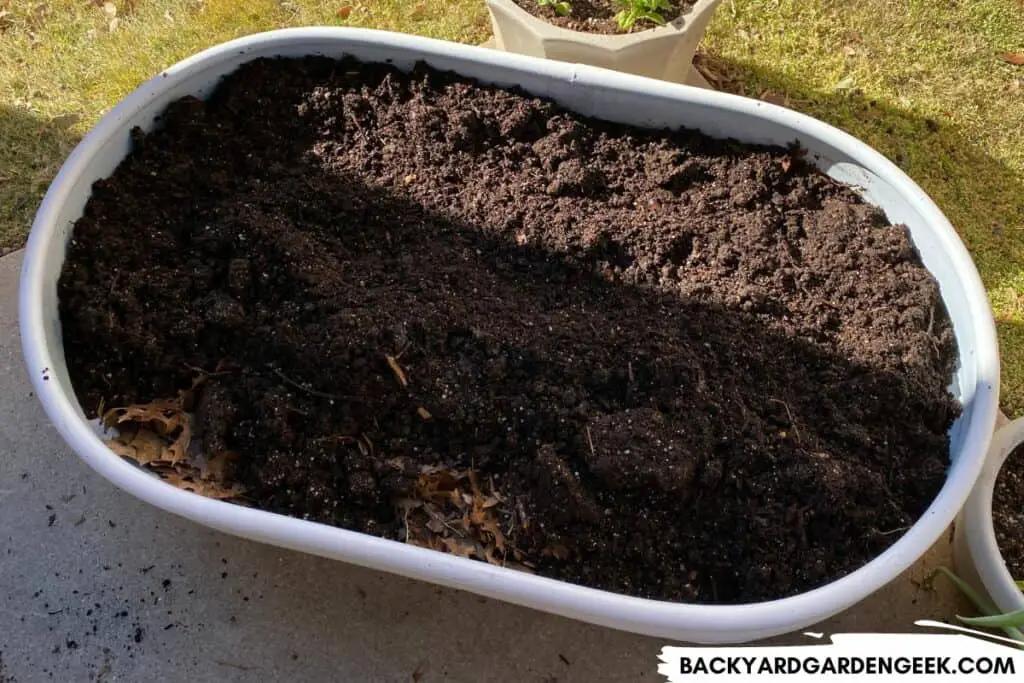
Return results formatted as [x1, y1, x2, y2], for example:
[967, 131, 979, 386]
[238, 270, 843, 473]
[59, 57, 960, 604]
[993, 445, 1024, 579]
[512, 0, 695, 35]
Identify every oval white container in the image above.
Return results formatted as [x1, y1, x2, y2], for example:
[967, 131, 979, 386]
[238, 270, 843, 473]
[20, 28, 1000, 644]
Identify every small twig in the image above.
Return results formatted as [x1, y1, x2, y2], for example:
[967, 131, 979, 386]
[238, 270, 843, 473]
[586, 426, 596, 457]
[185, 363, 232, 378]
[433, 512, 465, 538]
[270, 368, 343, 401]
[386, 354, 408, 387]
[403, 504, 411, 543]
[876, 525, 911, 536]
[768, 398, 802, 444]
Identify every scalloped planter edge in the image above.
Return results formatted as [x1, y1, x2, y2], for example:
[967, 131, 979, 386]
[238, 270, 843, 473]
[485, 0, 723, 85]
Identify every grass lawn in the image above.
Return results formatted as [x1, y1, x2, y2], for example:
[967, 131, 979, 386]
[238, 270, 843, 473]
[2, 0, 1022, 412]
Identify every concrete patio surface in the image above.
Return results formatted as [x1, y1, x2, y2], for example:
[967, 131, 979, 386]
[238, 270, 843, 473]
[0, 249, 970, 682]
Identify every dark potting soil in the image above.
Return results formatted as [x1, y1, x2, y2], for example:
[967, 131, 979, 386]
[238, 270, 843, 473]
[993, 445, 1024, 579]
[512, 0, 695, 35]
[59, 56, 960, 604]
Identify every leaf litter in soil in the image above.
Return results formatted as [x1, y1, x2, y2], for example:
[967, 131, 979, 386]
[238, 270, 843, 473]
[102, 375, 524, 564]
[102, 378, 246, 501]
[104, 393, 529, 565]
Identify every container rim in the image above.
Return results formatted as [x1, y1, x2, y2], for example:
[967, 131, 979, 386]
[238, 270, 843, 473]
[484, 0, 722, 47]
[19, 27, 1001, 641]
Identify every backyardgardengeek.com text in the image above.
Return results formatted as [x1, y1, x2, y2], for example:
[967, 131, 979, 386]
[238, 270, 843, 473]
[677, 654, 1015, 676]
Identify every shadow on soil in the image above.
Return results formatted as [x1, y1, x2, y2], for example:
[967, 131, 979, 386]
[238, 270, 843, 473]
[0, 105, 81, 254]
[694, 52, 1024, 298]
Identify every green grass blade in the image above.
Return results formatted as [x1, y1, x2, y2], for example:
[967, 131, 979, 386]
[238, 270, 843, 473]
[960, 609, 1024, 629]
[937, 567, 999, 614]
[937, 568, 1024, 644]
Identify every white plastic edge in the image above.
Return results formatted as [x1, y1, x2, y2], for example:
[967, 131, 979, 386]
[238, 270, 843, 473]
[485, 0, 722, 46]
[960, 419, 1024, 614]
[19, 27, 1001, 643]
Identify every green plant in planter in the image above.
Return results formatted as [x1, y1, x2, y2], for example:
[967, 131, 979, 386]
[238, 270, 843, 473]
[936, 567, 1024, 645]
[537, 0, 572, 16]
[615, 0, 674, 30]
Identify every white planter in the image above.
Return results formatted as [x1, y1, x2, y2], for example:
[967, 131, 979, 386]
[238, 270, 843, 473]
[954, 418, 1024, 616]
[486, 0, 722, 85]
[20, 28, 999, 644]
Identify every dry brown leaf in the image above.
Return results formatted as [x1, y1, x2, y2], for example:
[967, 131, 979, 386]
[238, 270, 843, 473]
[416, 406, 432, 420]
[160, 469, 244, 500]
[468, 467, 482, 498]
[106, 426, 170, 467]
[203, 450, 239, 482]
[400, 465, 524, 568]
[1000, 52, 1024, 66]
[102, 382, 246, 501]
[410, 2, 426, 18]
[480, 519, 506, 551]
[336, 5, 353, 19]
[440, 537, 475, 558]
[103, 400, 192, 465]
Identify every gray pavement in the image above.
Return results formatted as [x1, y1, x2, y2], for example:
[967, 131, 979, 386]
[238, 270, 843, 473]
[0, 249, 967, 682]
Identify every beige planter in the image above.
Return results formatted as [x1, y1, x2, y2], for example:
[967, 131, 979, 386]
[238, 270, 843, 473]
[485, 0, 723, 85]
